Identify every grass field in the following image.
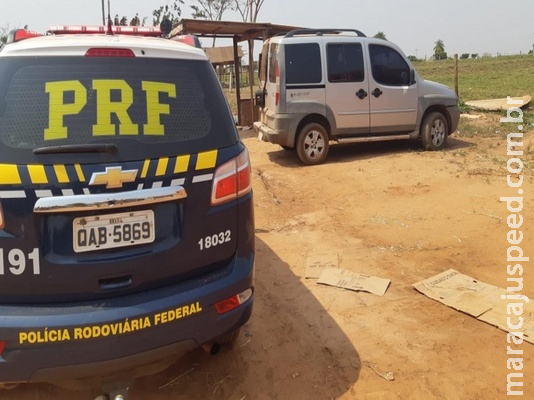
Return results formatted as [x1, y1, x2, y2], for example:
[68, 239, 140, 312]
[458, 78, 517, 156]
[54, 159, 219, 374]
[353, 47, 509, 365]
[414, 54, 534, 102]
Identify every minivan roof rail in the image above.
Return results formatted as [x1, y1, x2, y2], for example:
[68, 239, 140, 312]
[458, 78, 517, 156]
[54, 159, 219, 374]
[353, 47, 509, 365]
[284, 29, 366, 38]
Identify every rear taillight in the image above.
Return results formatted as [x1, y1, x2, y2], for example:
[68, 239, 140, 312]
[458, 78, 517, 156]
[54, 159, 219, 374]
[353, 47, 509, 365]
[0, 341, 5, 357]
[85, 48, 135, 57]
[214, 289, 253, 315]
[275, 60, 280, 106]
[0, 202, 4, 230]
[211, 149, 252, 206]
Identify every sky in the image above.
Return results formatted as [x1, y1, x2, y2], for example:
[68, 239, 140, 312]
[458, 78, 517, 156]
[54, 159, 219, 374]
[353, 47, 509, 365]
[2, 0, 534, 60]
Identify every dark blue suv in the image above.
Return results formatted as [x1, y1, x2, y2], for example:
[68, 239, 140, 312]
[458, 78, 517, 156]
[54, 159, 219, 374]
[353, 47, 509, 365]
[0, 26, 254, 391]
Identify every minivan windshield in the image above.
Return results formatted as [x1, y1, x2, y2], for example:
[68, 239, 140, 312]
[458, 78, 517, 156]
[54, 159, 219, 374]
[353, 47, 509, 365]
[0, 56, 237, 163]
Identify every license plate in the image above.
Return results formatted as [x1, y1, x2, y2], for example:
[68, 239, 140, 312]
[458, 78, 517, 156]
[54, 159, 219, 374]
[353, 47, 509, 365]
[73, 210, 155, 253]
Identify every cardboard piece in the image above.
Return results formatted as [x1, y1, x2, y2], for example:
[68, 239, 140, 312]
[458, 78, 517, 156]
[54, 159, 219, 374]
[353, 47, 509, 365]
[317, 267, 391, 296]
[305, 252, 338, 279]
[465, 95, 531, 111]
[414, 269, 533, 344]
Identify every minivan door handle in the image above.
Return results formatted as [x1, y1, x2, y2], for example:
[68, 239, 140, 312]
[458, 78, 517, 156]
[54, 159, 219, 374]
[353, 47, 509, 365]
[356, 89, 368, 99]
[372, 88, 383, 98]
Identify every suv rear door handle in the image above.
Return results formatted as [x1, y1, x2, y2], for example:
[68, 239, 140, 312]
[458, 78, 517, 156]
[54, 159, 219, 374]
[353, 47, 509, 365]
[356, 89, 367, 99]
[372, 88, 383, 98]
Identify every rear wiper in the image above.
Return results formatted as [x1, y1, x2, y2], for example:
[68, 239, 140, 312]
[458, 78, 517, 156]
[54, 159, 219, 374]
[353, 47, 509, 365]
[33, 143, 118, 155]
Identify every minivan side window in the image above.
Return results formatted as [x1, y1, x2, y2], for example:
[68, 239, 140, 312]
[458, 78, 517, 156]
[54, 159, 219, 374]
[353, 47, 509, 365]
[268, 43, 279, 83]
[327, 43, 364, 83]
[369, 44, 410, 86]
[285, 43, 322, 85]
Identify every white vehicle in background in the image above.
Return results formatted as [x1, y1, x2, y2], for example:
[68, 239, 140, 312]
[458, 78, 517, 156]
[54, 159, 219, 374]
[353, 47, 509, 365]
[254, 29, 460, 165]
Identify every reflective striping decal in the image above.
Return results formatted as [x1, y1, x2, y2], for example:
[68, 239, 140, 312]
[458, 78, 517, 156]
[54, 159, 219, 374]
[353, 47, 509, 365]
[152, 181, 163, 189]
[74, 164, 85, 182]
[0, 190, 26, 198]
[174, 155, 190, 174]
[141, 160, 150, 179]
[62, 189, 75, 196]
[28, 165, 48, 184]
[196, 150, 217, 170]
[156, 157, 169, 177]
[0, 150, 219, 192]
[192, 174, 214, 183]
[54, 165, 69, 183]
[0, 164, 22, 184]
[36, 190, 53, 198]
[171, 178, 185, 186]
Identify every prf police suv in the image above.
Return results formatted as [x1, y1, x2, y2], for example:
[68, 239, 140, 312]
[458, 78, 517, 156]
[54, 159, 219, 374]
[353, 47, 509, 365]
[0, 26, 254, 389]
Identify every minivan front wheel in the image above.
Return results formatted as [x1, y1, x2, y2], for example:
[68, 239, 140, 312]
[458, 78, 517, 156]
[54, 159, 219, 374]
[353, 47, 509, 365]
[296, 123, 329, 165]
[421, 112, 448, 151]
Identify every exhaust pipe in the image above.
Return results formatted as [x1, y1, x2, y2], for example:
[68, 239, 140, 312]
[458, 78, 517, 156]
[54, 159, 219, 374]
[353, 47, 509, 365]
[201, 342, 221, 355]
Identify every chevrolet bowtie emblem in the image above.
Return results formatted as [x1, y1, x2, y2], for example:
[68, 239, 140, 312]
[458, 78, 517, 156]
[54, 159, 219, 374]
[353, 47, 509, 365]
[89, 167, 138, 189]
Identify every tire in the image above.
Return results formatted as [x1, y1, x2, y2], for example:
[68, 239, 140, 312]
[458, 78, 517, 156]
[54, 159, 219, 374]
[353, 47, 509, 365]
[421, 112, 448, 151]
[296, 123, 329, 165]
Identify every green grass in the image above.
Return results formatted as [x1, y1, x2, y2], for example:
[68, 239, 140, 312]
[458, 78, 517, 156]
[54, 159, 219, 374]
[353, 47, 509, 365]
[413, 55, 534, 101]
[415, 55, 534, 135]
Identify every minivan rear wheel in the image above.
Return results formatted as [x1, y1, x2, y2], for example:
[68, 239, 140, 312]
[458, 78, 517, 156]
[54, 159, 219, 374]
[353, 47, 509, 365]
[421, 112, 448, 151]
[296, 123, 329, 165]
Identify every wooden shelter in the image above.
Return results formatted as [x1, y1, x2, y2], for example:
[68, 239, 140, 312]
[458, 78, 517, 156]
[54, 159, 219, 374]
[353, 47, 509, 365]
[170, 19, 302, 125]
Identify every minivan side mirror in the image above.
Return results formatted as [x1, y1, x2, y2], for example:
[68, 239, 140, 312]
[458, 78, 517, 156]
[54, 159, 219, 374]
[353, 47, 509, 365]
[410, 69, 416, 85]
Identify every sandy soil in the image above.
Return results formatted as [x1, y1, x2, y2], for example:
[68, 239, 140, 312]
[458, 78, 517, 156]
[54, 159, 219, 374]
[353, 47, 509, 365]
[3, 120, 533, 399]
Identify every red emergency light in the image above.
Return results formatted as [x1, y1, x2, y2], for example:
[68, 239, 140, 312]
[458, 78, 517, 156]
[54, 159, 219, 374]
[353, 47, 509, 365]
[48, 25, 162, 37]
[5, 29, 43, 44]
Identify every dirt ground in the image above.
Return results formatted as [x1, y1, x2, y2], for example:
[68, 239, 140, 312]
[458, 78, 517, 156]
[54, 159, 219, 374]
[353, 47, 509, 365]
[3, 116, 534, 399]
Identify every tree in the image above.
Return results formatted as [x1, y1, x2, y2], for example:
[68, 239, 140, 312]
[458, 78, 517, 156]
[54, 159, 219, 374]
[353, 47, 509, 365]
[191, 0, 233, 21]
[373, 31, 387, 40]
[433, 39, 447, 60]
[234, 0, 266, 23]
[153, 0, 184, 29]
[190, 0, 233, 46]
[130, 13, 140, 26]
[0, 23, 15, 44]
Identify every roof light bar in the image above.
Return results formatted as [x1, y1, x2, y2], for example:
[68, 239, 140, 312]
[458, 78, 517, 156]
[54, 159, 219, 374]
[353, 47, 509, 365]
[171, 34, 202, 48]
[48, 25, 162, 37]
[6, 29, 43, 44]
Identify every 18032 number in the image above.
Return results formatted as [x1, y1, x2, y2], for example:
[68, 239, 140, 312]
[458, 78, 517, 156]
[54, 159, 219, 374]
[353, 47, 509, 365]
[198, 230, 231, 251]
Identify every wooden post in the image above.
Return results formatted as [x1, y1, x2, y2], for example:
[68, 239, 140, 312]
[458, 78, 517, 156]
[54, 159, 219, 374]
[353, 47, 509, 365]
[248, 38, 255, 124]
[233, 36, 242, 126]
[454, 54, 459, 97]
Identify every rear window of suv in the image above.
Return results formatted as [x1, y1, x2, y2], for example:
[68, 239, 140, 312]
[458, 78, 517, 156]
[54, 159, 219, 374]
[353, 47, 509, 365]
[0, 57, 237, 163]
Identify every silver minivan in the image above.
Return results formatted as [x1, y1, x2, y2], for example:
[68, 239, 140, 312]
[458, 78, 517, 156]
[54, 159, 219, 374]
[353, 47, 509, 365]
[254, 29, 460, 165]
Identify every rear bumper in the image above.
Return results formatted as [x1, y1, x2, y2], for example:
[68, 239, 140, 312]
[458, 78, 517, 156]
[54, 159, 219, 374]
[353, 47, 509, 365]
[253, 114, 296, 147]
[0, 253, 254, 384]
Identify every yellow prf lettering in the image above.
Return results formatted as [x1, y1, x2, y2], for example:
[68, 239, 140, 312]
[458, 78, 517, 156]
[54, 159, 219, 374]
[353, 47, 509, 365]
[142, 81, 176, 136]
[92, 80, 138, 136]
[44, 81, 87, 140]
